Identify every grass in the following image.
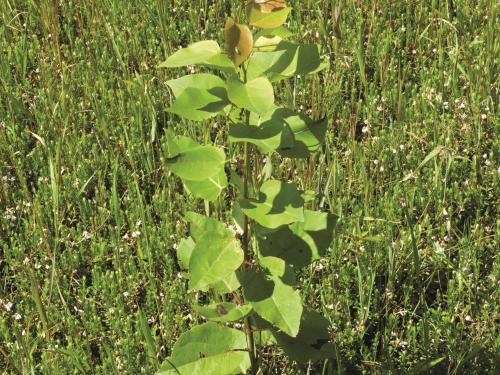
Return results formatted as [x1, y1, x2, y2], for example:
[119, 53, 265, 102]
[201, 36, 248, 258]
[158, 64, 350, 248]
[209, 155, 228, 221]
[0, 0, 498, 373]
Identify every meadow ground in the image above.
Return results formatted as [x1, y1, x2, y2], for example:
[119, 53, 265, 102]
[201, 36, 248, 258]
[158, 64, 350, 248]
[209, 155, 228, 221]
[0, 0, 498, 373]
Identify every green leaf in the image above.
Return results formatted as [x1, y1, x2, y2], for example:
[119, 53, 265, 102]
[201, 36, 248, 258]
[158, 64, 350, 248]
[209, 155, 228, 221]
[247, 5, 292, 29]
[168, 87, 230, 121]
[248, 42, 326, 81]
[186, 213, 244, 290]
[194, 303, 252, 322]
[160, 41, 221, 68]
[166, 73, 225, 97]
[272, 308, 334, 363]
[166, 74, 230, 121]
[258, 210, 337, 268]
[211, 272, 241, 293]
[201, 53, 236, 73]
[228, 120, 293, 153]
[165, 135, 225, 181]
[265, 108, 327, 158]
[227, 76, 274, 116]
[229, 108, 326, 157]
[254, 26, 293, 40]
[259, 256, 296, 285]
[157, 322, 250, 375]
[240, 180, 304, 229]
[186, 212, 229, 240]
[183, 168, 228, 202]
[177, 237, 195, 270]
[238, 268, 303, 337]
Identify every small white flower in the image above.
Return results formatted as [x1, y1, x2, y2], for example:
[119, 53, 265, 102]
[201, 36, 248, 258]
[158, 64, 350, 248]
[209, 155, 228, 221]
[4, 301, 13, 311]
[82, 231, 92, 240]
[13, 313, 22, 320]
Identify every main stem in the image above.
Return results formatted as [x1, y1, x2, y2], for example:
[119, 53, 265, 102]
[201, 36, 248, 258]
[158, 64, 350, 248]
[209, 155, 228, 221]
[242, 115, 258, 374]
[238, 62, 257, 374]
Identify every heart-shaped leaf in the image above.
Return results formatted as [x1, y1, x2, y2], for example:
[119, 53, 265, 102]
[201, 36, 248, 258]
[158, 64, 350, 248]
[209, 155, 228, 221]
[211, 272, 241, 293]
[227, 76, 274, 116]
[224, 18, 253, 66]
[240, 180, 304, 229]
[258, 210, 338, 268]
[194, 303, 252, 322]
[238, 268, 303, 337]
[165, 134, 225, 182]
[157, 322, 250, 375]
[186, 213, 244, 290]
[166, 74, 230, 121]
[248, 42, 326, 81]
[254, 26, 293, 40]
[228, 118, 293, 153]
[166, 73, 225, 97]
[183, 168, 228, 202]
[201, 53, 236, 73]
[259, 256, 296, 285]
[247, 1, 291, 29]
[271, 308, 334, 363]
[256, 108, 327, 158]
[186, 211, 229, 240]
[160, 40, 221, 68]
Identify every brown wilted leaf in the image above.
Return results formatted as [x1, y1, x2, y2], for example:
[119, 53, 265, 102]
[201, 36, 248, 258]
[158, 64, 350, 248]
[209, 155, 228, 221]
[224, 18, 253, 66]
[252, 0, 287, 13]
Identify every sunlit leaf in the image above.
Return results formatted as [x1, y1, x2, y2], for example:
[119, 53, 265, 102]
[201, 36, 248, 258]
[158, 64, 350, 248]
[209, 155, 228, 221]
[254, 26, 293, 40]
[165, 134, 225, 181]
[177, 237, 195, 270]
[238, 268, 302, 337]
[227, 76, 274, 116]
[194, 303, 252, 322]
[159, 40, 221, 68]
[166, 74, 230, 120]
[157, 322, 250, 375]
[248, 42, 326, 81]
[240, 180, 304, 229]
[186, 213, 244, 290]
[166, 73, 225, 97]
[201, 53, 236, 73]
[264, 108, 328, 158]
[228, 119, 293, 153]
[183, 168, 228, 202]
[258, 210, 337, 268]
[259, 256, 296, 285]
[247, 1, 291, 29]
[211, 272, 241, 293]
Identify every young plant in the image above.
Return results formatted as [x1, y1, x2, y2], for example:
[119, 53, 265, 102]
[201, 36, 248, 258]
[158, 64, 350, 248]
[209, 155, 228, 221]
[157, 1, 335, 373]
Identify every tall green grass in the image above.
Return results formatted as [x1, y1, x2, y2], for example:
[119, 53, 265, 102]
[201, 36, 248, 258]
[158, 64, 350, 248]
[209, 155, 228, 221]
[0, 0, 498, 373]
